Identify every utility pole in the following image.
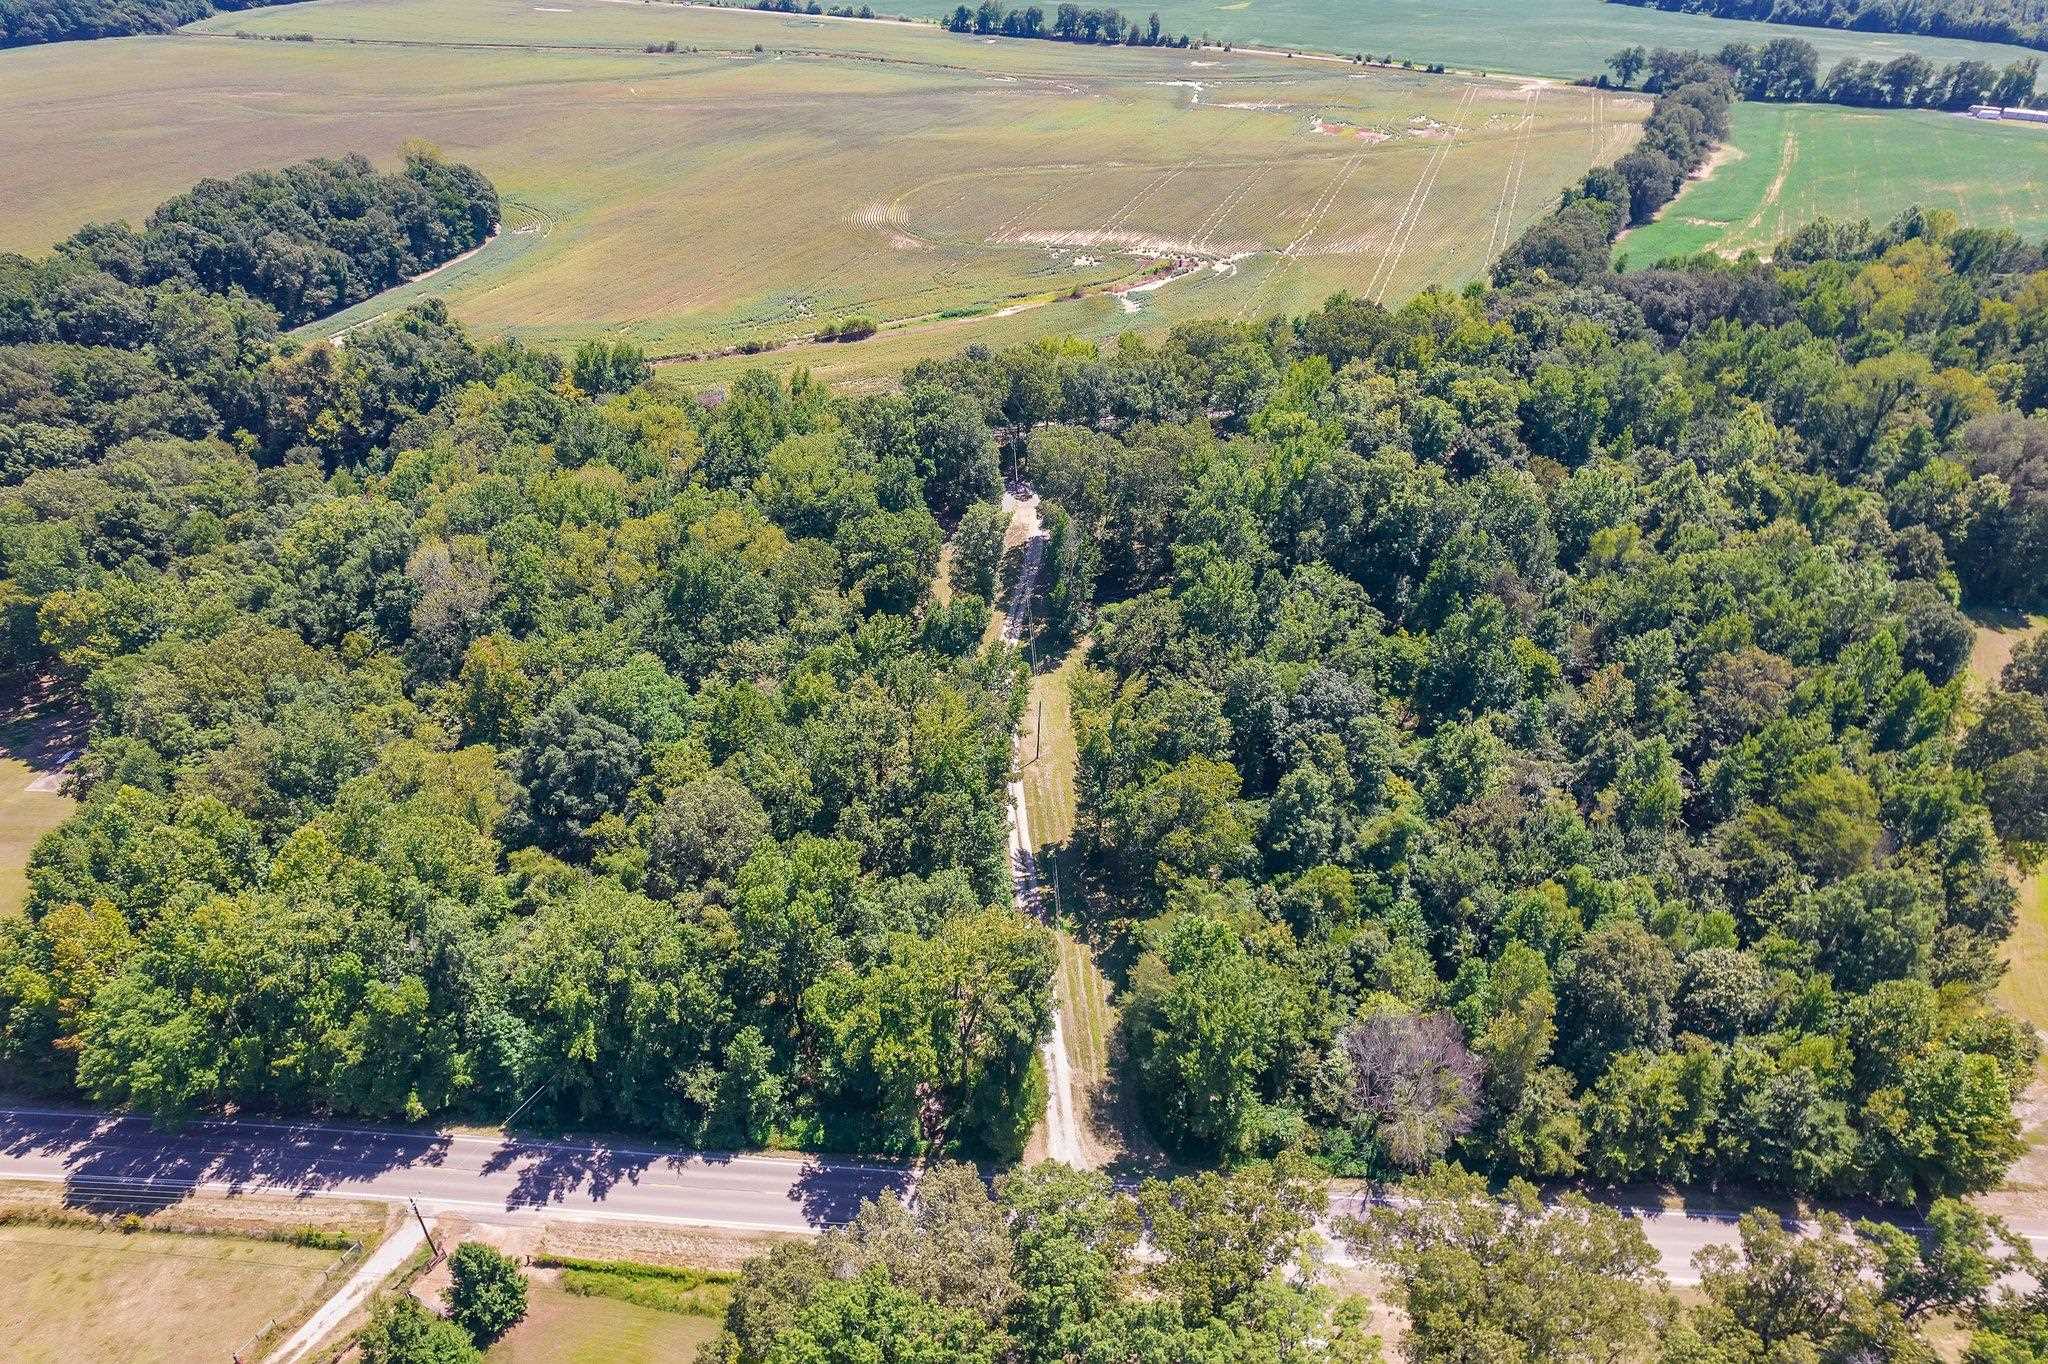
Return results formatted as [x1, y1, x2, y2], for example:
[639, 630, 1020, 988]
[410, 1197, 442, 1262]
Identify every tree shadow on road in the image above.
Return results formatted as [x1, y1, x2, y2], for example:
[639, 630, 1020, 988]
[481, 1135, 682, 1210]
[0, 1109, 453, 1213]
[789, 1158, 916, 1228]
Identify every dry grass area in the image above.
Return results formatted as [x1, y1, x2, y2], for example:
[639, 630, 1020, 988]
[1958, 610, 2048, 1207]
[0, 0, 1639, 378]
[2003, 877, 2048, 1037]
[1968, 608, 2044, 697]
[1966, 611, 2048, 1038]
[0, 1221, 348, 1363]
[0, 1182, 386, 1362]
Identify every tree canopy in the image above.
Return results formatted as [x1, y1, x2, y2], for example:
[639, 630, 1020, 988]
[0, 0, 308, 47]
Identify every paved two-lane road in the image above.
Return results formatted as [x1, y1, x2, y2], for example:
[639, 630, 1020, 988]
[3, 1105, 2045, 1285]
[0, 1104, 912, 1237]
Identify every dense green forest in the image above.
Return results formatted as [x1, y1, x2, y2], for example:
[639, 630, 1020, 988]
[2, 70, 2048, 1215]
[0, 150, 499, 483]
[699, 1158, 2048, 1361]
[0, 0, 307, 47]
[0, 153, 1049, 1154]
[1609, 0, 2048, 57]
[970, 202, 2047, 1201]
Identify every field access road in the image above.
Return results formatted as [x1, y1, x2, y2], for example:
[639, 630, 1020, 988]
[8, 1104, 2048, 1284]
[996, 485, 1087, 1169]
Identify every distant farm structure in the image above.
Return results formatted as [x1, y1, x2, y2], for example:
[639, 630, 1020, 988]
[1968, 103, 2048, 124]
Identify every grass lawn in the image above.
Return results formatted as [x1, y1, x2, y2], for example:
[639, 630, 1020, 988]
[0, 684, 83, 917]
[1621, 102, 2048, 267]
[1, 0, 1638, 377]
[0, 753, 72, 917]
[1015, 644, 1156, 1162]
[0, 1224, 345, 1364]
[488, 1281, 723, 1364]
[1018, 649, 1083, 860]
[1967, 608, 2045, 697]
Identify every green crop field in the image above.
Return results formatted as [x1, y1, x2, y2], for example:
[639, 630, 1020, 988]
[1620, 102, 2048, 266]
[886, 0, 2042, 79]
[0, 0, 1640, 377]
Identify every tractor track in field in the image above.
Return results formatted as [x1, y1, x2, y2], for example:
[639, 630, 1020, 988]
[1485, 86, 1540, 259]
[1368, 81, 1479, 303]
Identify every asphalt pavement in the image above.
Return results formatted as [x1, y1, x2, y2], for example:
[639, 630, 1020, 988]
[3, 1104, 2045, 1286]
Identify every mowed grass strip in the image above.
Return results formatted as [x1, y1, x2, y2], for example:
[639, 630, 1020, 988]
[1060, 928, 1116, 1086]
[2, 0, 1638, 373]
[1621, 102, 2048, 267]
[488, 1281, 723, 1364]
[1019, 649, 1082, 857]
[1967, 612, 2048, 1038]
[2002, 876, 2048, 1037]
[1016, 648, 1122, 1130]
[0, 1224, 345, 1364]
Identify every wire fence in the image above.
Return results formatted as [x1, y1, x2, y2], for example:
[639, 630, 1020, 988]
[230, 1234, 367, 1364]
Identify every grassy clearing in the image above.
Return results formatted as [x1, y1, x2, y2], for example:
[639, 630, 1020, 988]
[0, 753, 71, 917]
[1, 0, 1638, 376]
[1967, 608, 2045, 696]
[1621, 102, 2048, 267]
[0, 683, 83, 917]
[888, 0, 2041, 78]
[2001, 876, 2048, 1036]
[0, 1223, 346, 1364]
[488, 1281, 723, 1364]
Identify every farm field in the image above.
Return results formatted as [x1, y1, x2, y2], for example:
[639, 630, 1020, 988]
[887, 0, 2045, 79]
[0, 1224, 346, 1363]
[1621, 102, 2048, 266]
[0, 0, 1642, 370]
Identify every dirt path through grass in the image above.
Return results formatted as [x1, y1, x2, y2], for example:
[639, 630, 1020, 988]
[1733, 124, 1798, 249]
[990, 487, 1088, 1167]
